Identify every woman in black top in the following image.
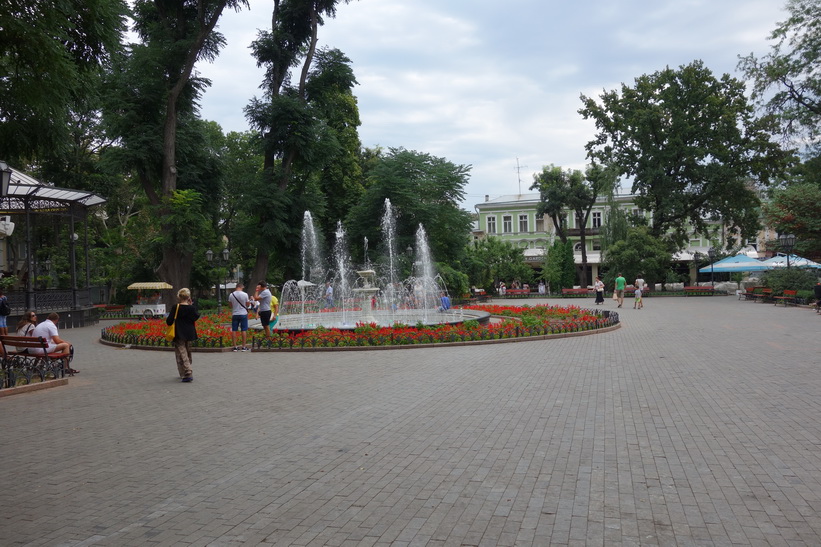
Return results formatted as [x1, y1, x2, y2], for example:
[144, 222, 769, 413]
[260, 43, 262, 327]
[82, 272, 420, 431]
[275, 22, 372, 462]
[167, 288, 199, 382]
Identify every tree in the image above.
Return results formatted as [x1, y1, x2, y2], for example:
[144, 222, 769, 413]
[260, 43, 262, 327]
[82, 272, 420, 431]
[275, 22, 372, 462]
[530, 163, 617, 287]
[537, 240, 575, 293]
[103, 0, 247, 298]
[763, 182, 821, 255]
[739, 0, 821, 151]
[0, 0, 127, 162]
[346, 148, 473, 266]
[601, 227, 671, 288]
[579, 60, 792, 249]
[244, 0, 356, 285]
[461, 237, 532, 294]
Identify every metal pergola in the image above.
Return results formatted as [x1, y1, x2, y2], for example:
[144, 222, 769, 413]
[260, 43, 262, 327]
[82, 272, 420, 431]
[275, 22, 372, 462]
[0, 166, 107, 311]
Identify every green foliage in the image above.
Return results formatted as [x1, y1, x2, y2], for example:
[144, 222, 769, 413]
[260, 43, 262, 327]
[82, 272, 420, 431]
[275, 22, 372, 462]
[436, 262, 469, 297]
[763, 182, 821, 255]
[739, 0, 821, 150]
[761, 268, 819, 293]
[540, 240, 575, 291]
[346, 148, 473, 265]
[580, 60, 792, 249]
[0, 0, 127, 162]
[602, 227, 671, 287]
[530, 163, 618, 287]
[462, 237, 532, 293]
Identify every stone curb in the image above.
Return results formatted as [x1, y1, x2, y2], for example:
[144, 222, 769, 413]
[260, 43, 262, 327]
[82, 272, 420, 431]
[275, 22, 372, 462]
[0, 377, 69, 398]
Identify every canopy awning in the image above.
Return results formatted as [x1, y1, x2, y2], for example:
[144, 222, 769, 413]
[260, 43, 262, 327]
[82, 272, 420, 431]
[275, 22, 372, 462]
[127, 282, 174, 290]
[699, 254, 770, 273]
[1, 167, 107, 213]
[760, 254, 821, 269]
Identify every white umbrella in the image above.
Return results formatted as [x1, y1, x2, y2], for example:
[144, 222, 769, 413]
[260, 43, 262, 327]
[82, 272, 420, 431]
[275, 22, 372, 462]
[760, 254, 821, 269]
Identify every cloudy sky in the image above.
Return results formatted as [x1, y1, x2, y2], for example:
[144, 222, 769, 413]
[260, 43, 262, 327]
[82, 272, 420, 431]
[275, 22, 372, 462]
[195, 0, 787, 209]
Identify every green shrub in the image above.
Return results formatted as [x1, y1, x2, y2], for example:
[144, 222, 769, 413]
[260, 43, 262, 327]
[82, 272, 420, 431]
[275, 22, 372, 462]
[762, 269, 819, 293]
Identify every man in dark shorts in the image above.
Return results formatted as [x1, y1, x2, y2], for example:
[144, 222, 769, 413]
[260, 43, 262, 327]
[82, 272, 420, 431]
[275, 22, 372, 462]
[253, 281, 278, 339]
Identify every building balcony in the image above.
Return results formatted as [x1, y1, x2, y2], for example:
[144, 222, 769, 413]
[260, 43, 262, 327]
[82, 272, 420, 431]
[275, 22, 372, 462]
[565, 227, 601, 236]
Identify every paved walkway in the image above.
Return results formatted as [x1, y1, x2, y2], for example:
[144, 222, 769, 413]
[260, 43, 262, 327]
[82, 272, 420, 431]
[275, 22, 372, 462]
[2, 296, 821, 546]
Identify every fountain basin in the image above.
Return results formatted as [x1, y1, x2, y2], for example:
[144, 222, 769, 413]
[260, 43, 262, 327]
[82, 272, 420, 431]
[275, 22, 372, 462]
[259, 308, 491, 334]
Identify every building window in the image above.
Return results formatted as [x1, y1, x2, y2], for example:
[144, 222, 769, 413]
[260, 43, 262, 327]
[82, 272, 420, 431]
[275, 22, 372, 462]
[632, 208, 644, 218]
[593, 240, 601, 251]
[519, 214, 528, 233]
[486, 216, 496, 234]
[503, 215, 512, 233]
[592, 211, 602, 228]
[535, 213, 545, 232]
[574, 242, 583, 252]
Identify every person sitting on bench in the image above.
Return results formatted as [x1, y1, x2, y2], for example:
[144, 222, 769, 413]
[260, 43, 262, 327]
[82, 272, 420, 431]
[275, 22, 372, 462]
[29, 312, 77, 374]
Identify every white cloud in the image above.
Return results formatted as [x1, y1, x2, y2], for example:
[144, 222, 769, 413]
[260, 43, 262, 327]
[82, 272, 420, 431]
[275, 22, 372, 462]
[196, 0, 789, 208]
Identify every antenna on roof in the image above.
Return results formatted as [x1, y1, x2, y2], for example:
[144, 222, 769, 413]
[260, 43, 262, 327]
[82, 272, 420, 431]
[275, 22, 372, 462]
[515, 157, 528, 195]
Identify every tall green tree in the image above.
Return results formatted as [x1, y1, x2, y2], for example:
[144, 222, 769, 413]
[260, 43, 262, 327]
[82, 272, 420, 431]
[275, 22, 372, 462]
[602, 227, 671, 288]
[0, 0, 127, 162]
[579, 60, 792, 249]
[104, 0, 247, 297]
[530, 163, 617, 287]
[539, 240, 575, 292]
[462, 237, 532, 294]
[739, 0, 821, 151]
[244, 0, 356, 285]
[763, 182, 821, 255]
[346, 148, 473, 266]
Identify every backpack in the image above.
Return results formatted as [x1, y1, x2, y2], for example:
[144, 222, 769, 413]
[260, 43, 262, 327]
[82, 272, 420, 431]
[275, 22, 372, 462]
[0, 297, 9, 316]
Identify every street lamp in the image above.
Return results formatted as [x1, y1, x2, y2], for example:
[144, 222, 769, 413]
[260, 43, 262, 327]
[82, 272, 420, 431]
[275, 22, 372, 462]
[778, 233, 796, 269]
[206, 248, 231, 313]
[693, 251, 703, 286]
[707, 247, 717, 288]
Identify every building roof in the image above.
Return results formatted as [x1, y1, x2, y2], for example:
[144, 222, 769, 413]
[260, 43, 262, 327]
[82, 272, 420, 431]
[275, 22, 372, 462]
[1, 166, 107, 213]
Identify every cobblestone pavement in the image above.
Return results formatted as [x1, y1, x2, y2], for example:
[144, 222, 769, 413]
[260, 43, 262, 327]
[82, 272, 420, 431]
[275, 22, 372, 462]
[2, 296, 821, 546]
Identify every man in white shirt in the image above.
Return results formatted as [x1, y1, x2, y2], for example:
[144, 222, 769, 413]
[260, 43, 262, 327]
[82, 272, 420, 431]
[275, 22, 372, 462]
[30, 312, 77, 374]
[253, 281, 279, 339]
[229, 283, 251, 351]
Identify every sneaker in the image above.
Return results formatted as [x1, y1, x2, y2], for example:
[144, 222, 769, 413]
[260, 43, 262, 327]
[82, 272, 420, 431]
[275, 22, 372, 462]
[182, 377, 193, 382]
[232, 346, 241, 352]
[240, 346, 251, 352]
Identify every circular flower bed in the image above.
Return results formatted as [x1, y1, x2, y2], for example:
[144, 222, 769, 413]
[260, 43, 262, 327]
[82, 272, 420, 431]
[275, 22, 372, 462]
[100, 304, 619, 350]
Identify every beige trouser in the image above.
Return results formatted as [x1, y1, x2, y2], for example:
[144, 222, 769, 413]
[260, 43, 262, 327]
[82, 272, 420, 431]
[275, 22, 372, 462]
[173, 340, 193, 378]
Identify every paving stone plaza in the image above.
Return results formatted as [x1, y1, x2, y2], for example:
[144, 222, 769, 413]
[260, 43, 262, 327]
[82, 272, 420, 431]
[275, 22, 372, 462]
[2, 296, 820, 546]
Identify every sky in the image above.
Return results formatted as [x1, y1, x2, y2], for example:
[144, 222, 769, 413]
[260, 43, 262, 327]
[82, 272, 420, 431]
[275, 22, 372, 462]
[195, 0, 788, 210]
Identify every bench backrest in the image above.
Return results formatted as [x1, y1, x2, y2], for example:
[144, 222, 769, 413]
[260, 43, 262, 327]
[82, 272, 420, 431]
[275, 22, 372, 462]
[0, 335, 48, 355]
[783, 289, 797, 296]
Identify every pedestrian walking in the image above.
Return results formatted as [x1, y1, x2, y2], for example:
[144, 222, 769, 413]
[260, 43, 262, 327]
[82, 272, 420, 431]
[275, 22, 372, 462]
[167, 288, 199, 382]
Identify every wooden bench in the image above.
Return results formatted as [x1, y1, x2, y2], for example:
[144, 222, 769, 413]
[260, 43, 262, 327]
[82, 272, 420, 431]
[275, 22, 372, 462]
[561, 288, 591, 298]
[773, 289, 798, 307]
[753, 288, 773, 303]
[684, 286, 715, 296]
[505, 289, 531, 298]
[0, 335, 72, 387]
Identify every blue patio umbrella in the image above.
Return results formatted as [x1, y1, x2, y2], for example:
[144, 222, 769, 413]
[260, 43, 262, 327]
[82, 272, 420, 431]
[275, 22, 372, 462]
[698, 254, 771, 273]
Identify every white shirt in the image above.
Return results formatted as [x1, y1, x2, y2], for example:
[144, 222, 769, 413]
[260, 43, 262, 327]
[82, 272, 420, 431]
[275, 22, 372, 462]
[30, 319, 59, 354]
[257, 288, 272, 312]
[635, 278, 646, 290]
[229, 290, 250, 316]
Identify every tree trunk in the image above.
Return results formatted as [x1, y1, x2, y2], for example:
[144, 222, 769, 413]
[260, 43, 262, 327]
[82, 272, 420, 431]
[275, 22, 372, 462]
[156, 245, 194, 306]
[249, 247, 270, 291]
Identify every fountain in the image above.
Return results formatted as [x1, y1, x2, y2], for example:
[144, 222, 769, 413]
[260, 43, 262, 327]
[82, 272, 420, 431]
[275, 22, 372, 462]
[272, 199, 489, 332]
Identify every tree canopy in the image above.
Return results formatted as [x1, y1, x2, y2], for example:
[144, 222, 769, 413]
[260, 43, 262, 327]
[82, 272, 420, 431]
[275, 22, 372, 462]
[0, 0, 127, 162]
[579, 60, 792, 250]
[739, 0, 821, 152]
[346, 148, 473, 266]
[530, 163, 617, 287]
